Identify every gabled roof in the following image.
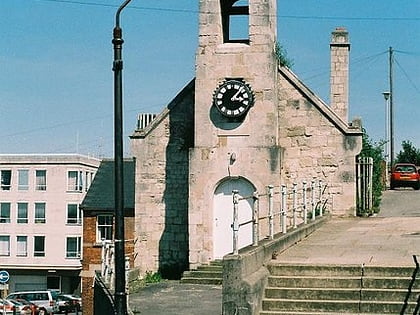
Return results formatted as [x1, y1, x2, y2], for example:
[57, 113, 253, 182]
[278, 66, 363, 136]
[80, 158, 135, 212]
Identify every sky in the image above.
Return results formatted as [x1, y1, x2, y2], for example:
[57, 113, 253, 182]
[0, 0, 419, 158]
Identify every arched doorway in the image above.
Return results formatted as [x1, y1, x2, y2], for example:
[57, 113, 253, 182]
[213, 177, 254, 259]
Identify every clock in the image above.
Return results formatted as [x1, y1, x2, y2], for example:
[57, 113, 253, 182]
[213, 79, 254, 118]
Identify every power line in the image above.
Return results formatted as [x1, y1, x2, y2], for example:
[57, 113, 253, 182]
[394, 57, 420, 95]
[34, 0, 420, 21]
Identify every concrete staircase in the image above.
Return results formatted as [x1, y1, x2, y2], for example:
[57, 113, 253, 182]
[260, 263, 420, 314]
[180, 260, 223, 285]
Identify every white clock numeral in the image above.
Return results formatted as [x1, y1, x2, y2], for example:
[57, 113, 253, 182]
[221, 87, 226, 93]
[239, 107, 244, 112]
[221, 106, 226, 112]
[243, 100, 248, 105]
[217, 100, 223, 106]
[227, 84, 232, 89]
[233, 109, 240, 115]
[226, 110, 232, 115]
[217, 93, 223, 99]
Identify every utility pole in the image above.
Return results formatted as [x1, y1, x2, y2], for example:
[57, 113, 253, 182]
[112, 1, 132, 314]
[389, 47, 394, 167]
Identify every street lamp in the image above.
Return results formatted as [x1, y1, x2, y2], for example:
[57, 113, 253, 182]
[383, 91, 390, 189]
[113, 1, 132, 314]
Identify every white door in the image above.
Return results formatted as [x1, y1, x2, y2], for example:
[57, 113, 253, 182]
[213, 178, 254, 259]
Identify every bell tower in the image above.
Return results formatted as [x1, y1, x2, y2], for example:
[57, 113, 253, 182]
[194, 0, 278, 147]
[189, 0, 282, 267]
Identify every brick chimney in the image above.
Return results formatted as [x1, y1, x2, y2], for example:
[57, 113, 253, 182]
[330, 27, 350, 122]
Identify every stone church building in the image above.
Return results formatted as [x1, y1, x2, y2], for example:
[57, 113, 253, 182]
[130, 0, 362, 278]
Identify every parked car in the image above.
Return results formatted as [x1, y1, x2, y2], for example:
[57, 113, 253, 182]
[0, 299, 16, 314]
[7, 291, 59, 315]
[57, 294, 82, 312]
[6, 299, 35, 315]
[11, 298, 45, 315]
[390, 163, 420, 190]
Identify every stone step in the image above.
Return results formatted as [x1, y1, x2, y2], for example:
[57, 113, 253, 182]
[260, 311, 394, 315]
[261, 263, 420, 314]
[265, 286, 420, 302]
[267, 275, 420, 289]
[268, 263, 418, 278]
[262, 298, 418, 313]
[180, 261, 223, 285]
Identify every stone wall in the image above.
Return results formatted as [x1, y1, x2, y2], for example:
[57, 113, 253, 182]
[277, 67, 362, 216]
[131, 81, 195, 278]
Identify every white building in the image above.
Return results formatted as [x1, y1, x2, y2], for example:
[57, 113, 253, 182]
[0, 154, 100, 295]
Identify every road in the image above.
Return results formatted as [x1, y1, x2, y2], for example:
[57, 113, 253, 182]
[378, 188, 420, 217]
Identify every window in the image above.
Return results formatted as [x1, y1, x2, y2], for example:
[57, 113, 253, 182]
[0, 236, 10, 256]
[34, 236, 45, 257]
[35, 170, 47, 191]
[67, 204, 81, 225]
[34, 203, 46, 224]
[85, 171, 94, 191]
[67, 170, 83, 191]
[97, 215, 113, 242]
[47, 276, 61, 291]
[221, 0, 249, 43]
[1, 170, 12, 190]
[17, 203, 28, 223]
[0, 203, 11, 223]
[66, 236, 81, 258]
[16, 236, 28, 256]
[18, 169, 29, 190]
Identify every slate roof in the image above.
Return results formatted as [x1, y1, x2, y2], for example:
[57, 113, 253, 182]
[80, 158, 135, 212]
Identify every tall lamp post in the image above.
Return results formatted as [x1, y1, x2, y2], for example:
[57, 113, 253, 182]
[113, 0, 132, 314]
[383, 91, 391, 188]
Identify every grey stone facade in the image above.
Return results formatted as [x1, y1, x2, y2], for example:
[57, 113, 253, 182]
[130, 0, 362, 277]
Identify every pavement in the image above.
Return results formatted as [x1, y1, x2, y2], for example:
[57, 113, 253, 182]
[128, 189, 420, 314]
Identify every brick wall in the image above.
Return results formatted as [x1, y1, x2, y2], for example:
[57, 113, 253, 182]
[81, 214, 135, 315]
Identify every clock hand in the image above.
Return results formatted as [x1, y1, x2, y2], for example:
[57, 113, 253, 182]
[231, 87, 243, 101]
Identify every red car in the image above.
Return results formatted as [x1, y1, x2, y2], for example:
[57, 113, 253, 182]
[390, 163, 420, 190]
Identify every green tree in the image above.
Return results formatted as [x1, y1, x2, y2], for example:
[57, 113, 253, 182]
[275, 42, 294, 68]
[395, 140, 420, 166]
[358, 128, 385, 212]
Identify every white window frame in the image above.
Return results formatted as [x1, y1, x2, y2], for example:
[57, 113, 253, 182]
[17, 202, 29, 224]
[96, 215, 113, 242]
[34, 235, 45, 257]
[66, 236, 82, 258]
[0, 170, 12, 191]
[66, 204, 82, 225]
[35, 170, 47, 191]
[0, 235, 10, 256]
[18, 169, 29, 191]
[0, 203, 11, 223]
[34, 202, 46, 224]
[16, 235, 28, 257]
[67, 170, 83, 192]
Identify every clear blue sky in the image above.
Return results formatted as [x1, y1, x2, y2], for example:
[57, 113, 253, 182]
[1, 0, 419, 158]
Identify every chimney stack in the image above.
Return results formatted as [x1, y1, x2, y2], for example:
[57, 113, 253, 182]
[330, 27, 350, 122]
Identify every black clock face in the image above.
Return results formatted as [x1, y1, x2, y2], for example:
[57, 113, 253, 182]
[213, 79, 254, 118]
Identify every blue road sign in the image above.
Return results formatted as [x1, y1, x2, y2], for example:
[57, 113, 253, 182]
[0, 270, 9, 283]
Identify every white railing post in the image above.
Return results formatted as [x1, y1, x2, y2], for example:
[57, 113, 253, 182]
[232, 190, 239, 255]
[292, 183, 297, 228]
[252, 191, 259, 246]
[302, 181, 308, 224]
[268, 185, 274, 240]
[311, 180, 316, 221]
[281, 185, 287, 233]
[318, 179, 323, 217]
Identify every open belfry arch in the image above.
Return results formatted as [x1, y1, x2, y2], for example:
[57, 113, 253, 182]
[131, 0, 362, 278]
